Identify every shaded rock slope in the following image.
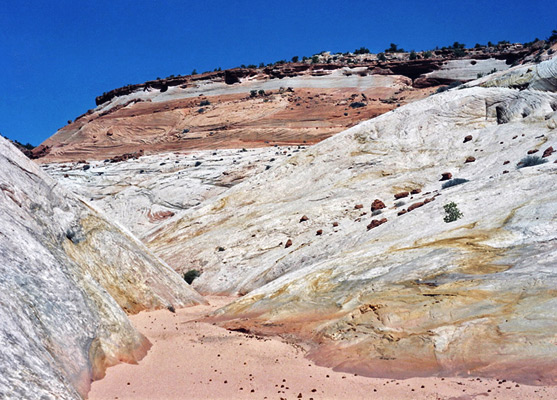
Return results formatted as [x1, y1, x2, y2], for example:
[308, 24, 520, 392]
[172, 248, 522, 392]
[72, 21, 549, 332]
[34, 44, 544, 163]
[141, 57, 557, 383]
[0, 136, 204, 399]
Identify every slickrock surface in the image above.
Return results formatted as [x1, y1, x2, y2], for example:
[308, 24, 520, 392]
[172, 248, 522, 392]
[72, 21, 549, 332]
[479, 50, 557, 91]
[0, 137, 204, 399]
[35, 75, 422, 163]
[35, 46, 538, 163]
[89, 296, 557, 400]
[142, 82, 557, 383]
[42, 147, 293, 237]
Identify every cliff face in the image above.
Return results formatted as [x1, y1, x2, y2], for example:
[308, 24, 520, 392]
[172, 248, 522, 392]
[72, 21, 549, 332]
[139, 58, 557, 383]
[34, 45, 539, 163]
[0, 136, 204, 399]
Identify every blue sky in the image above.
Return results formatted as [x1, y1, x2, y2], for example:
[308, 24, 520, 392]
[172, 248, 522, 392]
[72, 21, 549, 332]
[1, 0, 555, 145]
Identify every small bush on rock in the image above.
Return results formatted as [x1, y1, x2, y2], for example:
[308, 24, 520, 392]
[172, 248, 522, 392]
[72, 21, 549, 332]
[443, 202, 463, 223]
[517, 156, 547, 169]
[436, 81, 464, 93]
[442, 178, 469, 189]
[183, 269, 201, 284]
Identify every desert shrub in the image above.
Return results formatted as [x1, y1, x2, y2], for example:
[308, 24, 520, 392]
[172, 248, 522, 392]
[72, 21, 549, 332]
[385, 43, 404, 53]
[371, 209, 383, 216]
[291, 56, 299, 63]
[183, 269, 201, 284]
[258, 89, 266, 96]
[354, 47, 370, 54]
[423, 51, 433, 59]
[198, 108, 205, 113]
[436, 81, 463, 93]
[311, 55, 319, 64]
[350, 102, 366, 109]
[199, 100, 211, 106]
[250, 90, 257, 98]
[443, 202, 463, 223]
[517, 156, 547, 169]
[442, 178, 469, 189]
[377, 52, 387, 61]
[394, 201, 406, 208]
[453, 48, 466, 57]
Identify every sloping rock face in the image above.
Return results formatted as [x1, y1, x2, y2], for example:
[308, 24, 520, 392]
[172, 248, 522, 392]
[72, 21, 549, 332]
[0, 137, 204, 399]
[42, 147, 294, 237]
[34, 74, 420, 163]
[480, 56, 557, 91]
[144, 84, 557, 383]
[35, 46, 534, 163]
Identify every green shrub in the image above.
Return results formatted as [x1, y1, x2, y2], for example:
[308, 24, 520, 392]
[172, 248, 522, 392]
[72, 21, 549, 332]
[377, 52, 387, 61]
[409, 50, 417, 60]
[443, 202, 463, 223]
[199, 100, 211, 106]
[517, 156, 547, 169]
[453, 48, 466, 57]
[354, 47, 370, 54]
[311, 55, 319, 64]
[423, 51, 432, 59]
[291, 56, 299, 63]
[385, 43, 404, 53]
[183, 269, 201, 284]
[442, 178, 469, 189]
[436, 81, 463, 93]
[349, 102, 366, 108]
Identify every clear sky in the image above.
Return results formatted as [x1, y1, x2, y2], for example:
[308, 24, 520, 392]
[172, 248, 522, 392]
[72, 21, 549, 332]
[1, 0, 555, 145]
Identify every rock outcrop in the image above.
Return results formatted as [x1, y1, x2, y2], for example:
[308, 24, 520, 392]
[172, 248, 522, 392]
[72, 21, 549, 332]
[141, 85, 557, 383]
[34, 46, 540, 163]
[0, 137, 204, 399]
[42, 147, 293, 237]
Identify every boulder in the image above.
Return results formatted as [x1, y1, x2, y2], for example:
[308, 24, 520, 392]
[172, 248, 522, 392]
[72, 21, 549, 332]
[440, 172, 452, 181]
[367, 218, 387, 230]
[370, 199, 386, 211]
[394, 192, 409, 199]
[542, 146, 555, 158]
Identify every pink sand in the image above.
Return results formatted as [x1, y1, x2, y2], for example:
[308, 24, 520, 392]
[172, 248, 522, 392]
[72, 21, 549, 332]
[89, 296, 557, 399]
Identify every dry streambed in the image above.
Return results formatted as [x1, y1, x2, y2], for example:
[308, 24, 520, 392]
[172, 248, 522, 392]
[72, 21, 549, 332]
[89, 297, 557, 400]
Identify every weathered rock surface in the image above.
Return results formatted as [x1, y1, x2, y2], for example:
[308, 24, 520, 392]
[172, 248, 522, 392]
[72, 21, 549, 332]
[34, 46, 538, 163]
[0, 137, 203, 399]
[42, 147, 293, 237]
[480, 56, 557, 92]
[143, 86, 557, 383]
